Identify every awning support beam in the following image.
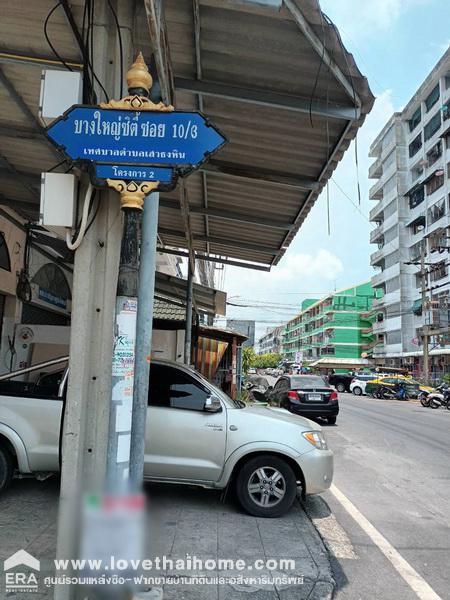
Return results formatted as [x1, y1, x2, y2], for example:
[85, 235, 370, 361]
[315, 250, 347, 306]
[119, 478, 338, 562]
[159, 199, 292, 230]
[284, 0, 361, 109]
[158, 227, 279, 255]
[157, 246, 271, 271]
[202, 160, 318, 190]
[175, 76, 360, 120]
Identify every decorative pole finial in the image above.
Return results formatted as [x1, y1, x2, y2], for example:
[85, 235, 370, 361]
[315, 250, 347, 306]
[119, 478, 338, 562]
[100, 51, 173, 112]
[126, 51, 153, 95]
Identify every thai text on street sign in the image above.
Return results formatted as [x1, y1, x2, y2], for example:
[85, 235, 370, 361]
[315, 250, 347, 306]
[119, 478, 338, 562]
[46, 107, 226, 170]
[94, 165, 175, 183]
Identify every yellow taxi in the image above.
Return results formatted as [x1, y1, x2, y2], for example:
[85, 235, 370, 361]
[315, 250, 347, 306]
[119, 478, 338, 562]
[365, 375, 434, 397]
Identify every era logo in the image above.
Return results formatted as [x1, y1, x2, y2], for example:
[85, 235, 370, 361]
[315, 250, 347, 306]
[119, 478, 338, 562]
[4, 550, 40, 593]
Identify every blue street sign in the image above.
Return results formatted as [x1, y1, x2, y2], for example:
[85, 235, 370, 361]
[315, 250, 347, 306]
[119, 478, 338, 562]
[46, 107, 226, 168]
[95, 165, 174, 182]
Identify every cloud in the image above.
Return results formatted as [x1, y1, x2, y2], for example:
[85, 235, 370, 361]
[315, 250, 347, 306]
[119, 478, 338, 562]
[270, 249, 344, 282]
[320, 0, 430, 40]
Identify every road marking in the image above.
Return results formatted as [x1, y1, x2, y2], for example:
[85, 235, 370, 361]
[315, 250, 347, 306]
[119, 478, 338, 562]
[330, 484, 442, 600]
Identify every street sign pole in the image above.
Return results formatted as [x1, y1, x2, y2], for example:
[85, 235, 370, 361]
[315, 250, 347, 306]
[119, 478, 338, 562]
[47, 49, 227, 599]
[129, 191, 159, 489]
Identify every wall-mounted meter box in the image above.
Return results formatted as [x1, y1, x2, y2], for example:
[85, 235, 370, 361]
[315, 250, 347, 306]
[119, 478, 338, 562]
[39, 70, 82, 126]
[40, 173, 77, 228]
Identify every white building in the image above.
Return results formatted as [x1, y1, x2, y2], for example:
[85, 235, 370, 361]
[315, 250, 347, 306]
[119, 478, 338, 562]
[369, 47, 450, 377]
[257, 325, 284, 355]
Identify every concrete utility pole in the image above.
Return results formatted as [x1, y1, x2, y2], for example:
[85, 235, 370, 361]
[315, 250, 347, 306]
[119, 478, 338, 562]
[55, 3, 123, 597]
[420, 245, 430, 383]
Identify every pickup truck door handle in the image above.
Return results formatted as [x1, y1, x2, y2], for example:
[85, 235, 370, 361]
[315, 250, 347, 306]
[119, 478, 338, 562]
[229, 425, 238, 431]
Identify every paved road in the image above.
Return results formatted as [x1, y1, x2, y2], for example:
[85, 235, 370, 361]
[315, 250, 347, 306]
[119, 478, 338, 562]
[316, 392, 450, 600]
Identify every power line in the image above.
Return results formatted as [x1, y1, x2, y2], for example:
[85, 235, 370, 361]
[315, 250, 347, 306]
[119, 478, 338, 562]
[331, 178, 369, 222]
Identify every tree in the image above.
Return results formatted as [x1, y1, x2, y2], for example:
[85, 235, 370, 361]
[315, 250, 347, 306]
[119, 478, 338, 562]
[242, 346, 255, 375]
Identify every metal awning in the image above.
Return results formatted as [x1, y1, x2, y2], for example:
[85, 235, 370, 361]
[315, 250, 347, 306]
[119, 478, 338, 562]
[0, 0, 374, 272]
[406, 214, 426, 228]
[309, 357, 372, 369]
[404, 180, 425, 197]
[198, 324, 247, 343]
[155, 271, 226, 315]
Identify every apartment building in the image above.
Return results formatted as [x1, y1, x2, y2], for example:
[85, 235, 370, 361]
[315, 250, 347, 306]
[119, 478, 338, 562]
[282, 283, 378, 363]
[369, 47, 450, 376]
[257, 325, 284, 355]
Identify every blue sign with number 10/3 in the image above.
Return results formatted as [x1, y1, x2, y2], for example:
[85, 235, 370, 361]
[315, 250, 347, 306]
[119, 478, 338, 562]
[46, 107, 227, 168]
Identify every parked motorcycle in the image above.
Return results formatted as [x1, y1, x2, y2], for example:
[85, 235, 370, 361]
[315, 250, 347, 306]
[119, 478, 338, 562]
[377, 382, 409, 401]
[419, 383, 446, 407]
[427, 385, 450, 409]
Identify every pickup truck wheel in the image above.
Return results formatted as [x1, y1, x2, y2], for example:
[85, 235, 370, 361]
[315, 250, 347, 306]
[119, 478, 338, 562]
[0, 446, 13, 493]
[336, 383, 346, 393]
[236, 455, 297, 518]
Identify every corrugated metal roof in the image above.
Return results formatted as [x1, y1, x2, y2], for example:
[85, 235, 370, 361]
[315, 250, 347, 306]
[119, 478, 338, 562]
[0, 0, 374, 271]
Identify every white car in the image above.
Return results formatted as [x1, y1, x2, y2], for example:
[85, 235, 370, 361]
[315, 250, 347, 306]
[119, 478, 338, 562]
[350, 374, 379, 396]
[0, 359, 333, 518]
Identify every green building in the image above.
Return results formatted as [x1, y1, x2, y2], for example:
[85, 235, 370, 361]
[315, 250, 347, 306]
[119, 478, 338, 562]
[282, 282, 381, 363]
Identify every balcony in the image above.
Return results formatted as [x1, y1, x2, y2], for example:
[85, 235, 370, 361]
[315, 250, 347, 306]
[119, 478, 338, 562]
[372, 315, 401, 333]
[370, 239, 399, 265]
[369, 157, 382, 179]
[369, 179, 383, 200]
[370, 224, 384, 243]
[369, 202, 384, 223]
[372, 290, 401, 306]
[371, 263, 400, 287]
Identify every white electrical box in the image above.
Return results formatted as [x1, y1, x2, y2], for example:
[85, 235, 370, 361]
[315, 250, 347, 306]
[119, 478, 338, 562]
[40, 173, 77, 228]
[39, 70, 83, 126]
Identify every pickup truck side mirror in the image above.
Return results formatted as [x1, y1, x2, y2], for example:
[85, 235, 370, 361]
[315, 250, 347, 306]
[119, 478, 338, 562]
[204, 395, 222, 413]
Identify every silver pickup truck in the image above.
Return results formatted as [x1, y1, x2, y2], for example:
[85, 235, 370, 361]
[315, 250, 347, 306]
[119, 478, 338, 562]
[0, 358, 333, 517]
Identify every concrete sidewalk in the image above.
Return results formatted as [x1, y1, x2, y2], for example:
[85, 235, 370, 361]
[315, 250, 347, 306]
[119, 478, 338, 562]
[0, 478, 335, 599]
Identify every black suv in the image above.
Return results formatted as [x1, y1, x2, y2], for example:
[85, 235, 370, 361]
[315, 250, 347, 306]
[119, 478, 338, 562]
[269, 375, 339, 425]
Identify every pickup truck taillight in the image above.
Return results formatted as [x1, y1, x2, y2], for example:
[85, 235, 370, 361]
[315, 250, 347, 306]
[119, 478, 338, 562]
[330, 391, 338, 401]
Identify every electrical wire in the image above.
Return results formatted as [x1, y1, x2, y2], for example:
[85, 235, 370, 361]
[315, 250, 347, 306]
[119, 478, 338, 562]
[309, 8, 326, 128]
[44, 3, 74, 72]
[331, 178, 369, 222]
[66, 183, 94, 250]
[106, 0, 124, 99]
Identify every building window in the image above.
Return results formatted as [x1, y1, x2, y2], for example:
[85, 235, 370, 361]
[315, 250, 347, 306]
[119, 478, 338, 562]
[320, 346, 335, 355]
[0, 232, 11, 271]
[412, 220, 425, 235]
[444, 104, 450, 122]
[425, 84, 440, 112]
[411, 163, 424, 182]
[428, 198, 446, 224]
[424, 111, 441, 141]
[32, 263, 72, 307]
[410, 240, 426, 261]
[426, 172, 444, 196]
[409, 185, 425, 209]
[428, 228, 446, 252]
[409, 133, 422, 158]
[409, 106, 421, 132]
[426, 140, 442, 167]
[430, 260, 448, 282]
[386, 330, 402, 345]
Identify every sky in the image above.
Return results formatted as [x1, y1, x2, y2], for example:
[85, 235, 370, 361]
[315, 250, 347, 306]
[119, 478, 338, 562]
[218, 0, 450, 344]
